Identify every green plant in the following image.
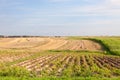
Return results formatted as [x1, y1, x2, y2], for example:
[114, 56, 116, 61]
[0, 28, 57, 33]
[0, 66, 31, 77]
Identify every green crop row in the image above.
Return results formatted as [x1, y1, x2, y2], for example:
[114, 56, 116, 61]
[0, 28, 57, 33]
[0, 53, 120, 79]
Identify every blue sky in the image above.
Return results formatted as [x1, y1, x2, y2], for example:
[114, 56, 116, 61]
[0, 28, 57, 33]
[0, 0, 120, 36]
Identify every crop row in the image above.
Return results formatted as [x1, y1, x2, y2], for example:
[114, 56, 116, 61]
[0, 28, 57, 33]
[14, 54, 120, 77]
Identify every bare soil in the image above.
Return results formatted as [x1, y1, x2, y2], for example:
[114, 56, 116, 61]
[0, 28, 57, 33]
[0, 38, 103, 51]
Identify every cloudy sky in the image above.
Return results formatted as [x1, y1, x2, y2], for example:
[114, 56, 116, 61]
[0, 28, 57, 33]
[0, 0, 120, 36]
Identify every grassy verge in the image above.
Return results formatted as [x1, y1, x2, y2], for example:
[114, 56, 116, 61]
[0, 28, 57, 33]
[0, 76, 120, 80]
[88, 37, 120, 56]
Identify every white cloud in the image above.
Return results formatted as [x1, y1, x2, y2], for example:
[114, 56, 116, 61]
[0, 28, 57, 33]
[65, 0, 120, 17]
[110, 0, 120, 5]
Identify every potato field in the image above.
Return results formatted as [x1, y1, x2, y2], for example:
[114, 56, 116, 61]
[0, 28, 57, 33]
[0, 37, 120, 80]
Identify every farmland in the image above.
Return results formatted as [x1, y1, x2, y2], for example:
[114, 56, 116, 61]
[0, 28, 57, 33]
[0, 36, 120, 80]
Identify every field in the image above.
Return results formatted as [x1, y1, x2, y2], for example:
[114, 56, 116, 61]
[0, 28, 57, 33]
[0, 36, 120, 80]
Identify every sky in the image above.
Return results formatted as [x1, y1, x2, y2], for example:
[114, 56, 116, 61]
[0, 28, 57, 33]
[0, 0, 120, 36]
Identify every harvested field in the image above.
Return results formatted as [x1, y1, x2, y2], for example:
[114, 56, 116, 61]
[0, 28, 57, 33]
[0, 38, 103, 51]
[0, 52, 33, 62]
[0, 38, 49, 49]
[58, 40, 103, 51]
